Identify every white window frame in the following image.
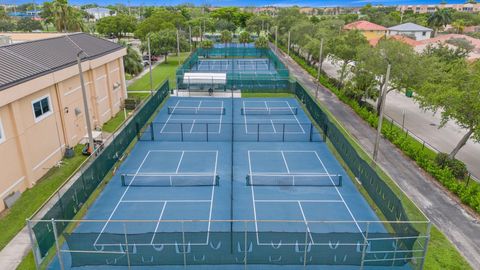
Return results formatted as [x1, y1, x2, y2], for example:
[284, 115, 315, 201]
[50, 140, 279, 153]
[0, 118, 5, 144]
[32, 94, 53, 123]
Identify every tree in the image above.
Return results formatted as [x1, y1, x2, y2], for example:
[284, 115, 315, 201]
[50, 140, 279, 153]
[415, 59, 480, 158]
[0, 19, 15, 31]
[328, 30, 368, 87]
[41, 0, 84, 32]
[134, 8, 187, 40]
[254, 35, 268, 48]
[246, 14, 272, 35]
[239, 31, 251, 46]
[141, 29, 188, 63]
[427, 8, 452, 36]
[355, 39, 427, 114]
[200, 40, 214, 49]
[96, 14, 136, 39]
[220, 30, 232, 46]
[121, 41, 143, 76]
[16, 18, 43, 32]
[452, 19, 465, 33]
[423, 39, 473, 62]
[214, 19, 236, 32]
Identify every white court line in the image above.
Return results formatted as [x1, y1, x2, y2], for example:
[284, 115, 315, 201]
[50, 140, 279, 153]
[150, 202, 167, 244]
[197, 100, 203, 110]
[121, 200, 212, 203]
[255, 199, 343, 203]
[281, 151, 291, 174]
[270, 120, 277, 133]
[160, 100, 180, 133]
[248, 151, 259, 236]
[93, 151, 152, 246]
[206, 151, 219, 238]
[298, 201, 315, 244]
[284, 100, 306, 134]
[189, 119, 196, 133]
[149, 150, 218, 153]
[249, 150, 317, 153]
[176, 151, 185, 173]
[313, 151, 364, 238]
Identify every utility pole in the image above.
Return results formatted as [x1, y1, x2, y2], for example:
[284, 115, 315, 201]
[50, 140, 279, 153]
[275, 26, 278, 53]
[373, 64, 391, 162]
[189, 25, 192, 52]
[315, 38, 324, 99]
[287, 31, 291, 56]
[77, 51, 94, 155]
[177, 29, 180, 66]
[147, 35, 153, 94]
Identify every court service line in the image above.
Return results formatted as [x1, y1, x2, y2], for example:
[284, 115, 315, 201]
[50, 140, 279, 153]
[270, 120, 277, 133]
[176, 151, 185, 173]
[189, 119, 196, 133]
[281, 151, 291, 174]
[255, 199, 343, 203]
[121, 200, 212, 203]
[247, 151, 259, 235]
[206, 151, 219, 241]
[284, 100, 306, 134]
[160, 100, 180, 133]
[93, 151, 152, 246]
[150, 202, 167, 244]
[313, 151, 365, 238]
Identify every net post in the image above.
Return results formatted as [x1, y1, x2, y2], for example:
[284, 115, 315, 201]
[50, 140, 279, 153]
[282, 123, 285, 142]
[51, 219, 65, 270]
[121, 174, 126, 186]
[206, 123, 209, 142]
[310, 124, 313, 142]
[27, 219, 41, 269]
[257, 123, 260, 142]
[150, 123, 154, 141]
[360, 221, 370, 270]
[181, 123, 184, 141]
[338, 175, 343, 187]
[123, 223, 131, 270]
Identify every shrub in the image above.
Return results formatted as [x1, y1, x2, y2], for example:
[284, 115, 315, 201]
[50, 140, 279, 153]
[435, 153, 468, 179]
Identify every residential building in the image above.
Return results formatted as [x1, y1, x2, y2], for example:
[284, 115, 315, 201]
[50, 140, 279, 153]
[0, 33, 127, 211]
[0, 32, 66, 44]
[397, 3, 480, 14]
[343, 20, 388, 45]
[85, 7, 115, 21]
[387, 23, 433, 41]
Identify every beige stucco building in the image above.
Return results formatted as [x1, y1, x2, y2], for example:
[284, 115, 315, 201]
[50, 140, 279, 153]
[0, 33, 127, 211]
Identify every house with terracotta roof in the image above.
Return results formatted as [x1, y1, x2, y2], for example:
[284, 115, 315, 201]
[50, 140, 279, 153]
[387, 23, 433, 41]
[343, 20, 387, 45]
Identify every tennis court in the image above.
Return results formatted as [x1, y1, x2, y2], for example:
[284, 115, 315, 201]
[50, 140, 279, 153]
[193, 59, 276, 74]
[45, 97, 421, 269]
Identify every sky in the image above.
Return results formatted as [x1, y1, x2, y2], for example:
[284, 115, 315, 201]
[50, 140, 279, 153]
[2, 0, 468, 7]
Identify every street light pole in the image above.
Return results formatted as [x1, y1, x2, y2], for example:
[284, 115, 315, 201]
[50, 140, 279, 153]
[315, 38, 324, 99]
[287, 31, 290, 56]
[147, 35, 153, 94]
[373, 64, 391, 162]
[275, 26, 278, 53]
[189, 25, 192, 52]
[77, 51, 94, 155]
[176, 29, 180, 66]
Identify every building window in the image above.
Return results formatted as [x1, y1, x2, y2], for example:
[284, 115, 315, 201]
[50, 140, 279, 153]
[0, 118, 5, 144]
[32, 95, 52, 122]
[422, 31, 427, 36]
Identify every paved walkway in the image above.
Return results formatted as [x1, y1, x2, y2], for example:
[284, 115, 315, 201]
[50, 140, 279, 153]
[321, 57, 480, 180]
[272, 44, 480, 268]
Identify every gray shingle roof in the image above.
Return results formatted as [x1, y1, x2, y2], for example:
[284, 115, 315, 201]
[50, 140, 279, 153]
[388, 23, 433, 32]
[0, 33, 124, 91]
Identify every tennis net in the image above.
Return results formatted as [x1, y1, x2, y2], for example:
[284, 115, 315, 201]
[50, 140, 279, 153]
[246, 173, 342, 187]
[168, 106, 226, 115]
[241, 107, 298, 115]
[121, 173, 220, 187]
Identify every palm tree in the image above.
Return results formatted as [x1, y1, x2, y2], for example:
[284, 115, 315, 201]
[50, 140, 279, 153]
[239, 31, 251, 47]
[427, 8, 452, 37]
[452, 20, 465, 34]
[220, 30, 232, 47]
[254, 35, 268, 48]
[121, 42, 143, 76]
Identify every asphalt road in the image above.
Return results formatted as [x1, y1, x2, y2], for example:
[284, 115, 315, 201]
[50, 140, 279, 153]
[272, 44, 480, 269]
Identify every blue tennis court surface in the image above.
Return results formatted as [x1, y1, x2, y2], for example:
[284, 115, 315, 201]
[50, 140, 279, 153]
[49, 97, 412, 269]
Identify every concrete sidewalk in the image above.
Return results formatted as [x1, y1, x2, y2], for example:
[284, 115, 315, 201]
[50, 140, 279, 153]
[272, 44, 480, 268]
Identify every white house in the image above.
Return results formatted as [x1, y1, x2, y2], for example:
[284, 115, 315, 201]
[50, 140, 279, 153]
[85, 7, 115, 21]
[387, 23, 433, 41]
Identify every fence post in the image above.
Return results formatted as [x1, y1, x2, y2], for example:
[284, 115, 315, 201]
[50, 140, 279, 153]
[26, 220, 41, 269]
[244, 221, 248, 269]
[123, 223, 131, 270]
[465, 173, 471, 187]
[303, 225, 309, 269]
[51, 219, 65, 270]
[150, 123, 154, 141]
[360, 222, 370, 270]
[419, 222, 432, 270]
[182, 221, 187, 269]
[135, 122, 140, 140]
[309, 124, 313, 142]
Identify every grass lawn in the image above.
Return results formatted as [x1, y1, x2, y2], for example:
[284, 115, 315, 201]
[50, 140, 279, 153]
[241, 92, 295, 98]
[102, 109, 131, 133]
[0, 145, 87, 251]
[128, 52, 189, 92]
